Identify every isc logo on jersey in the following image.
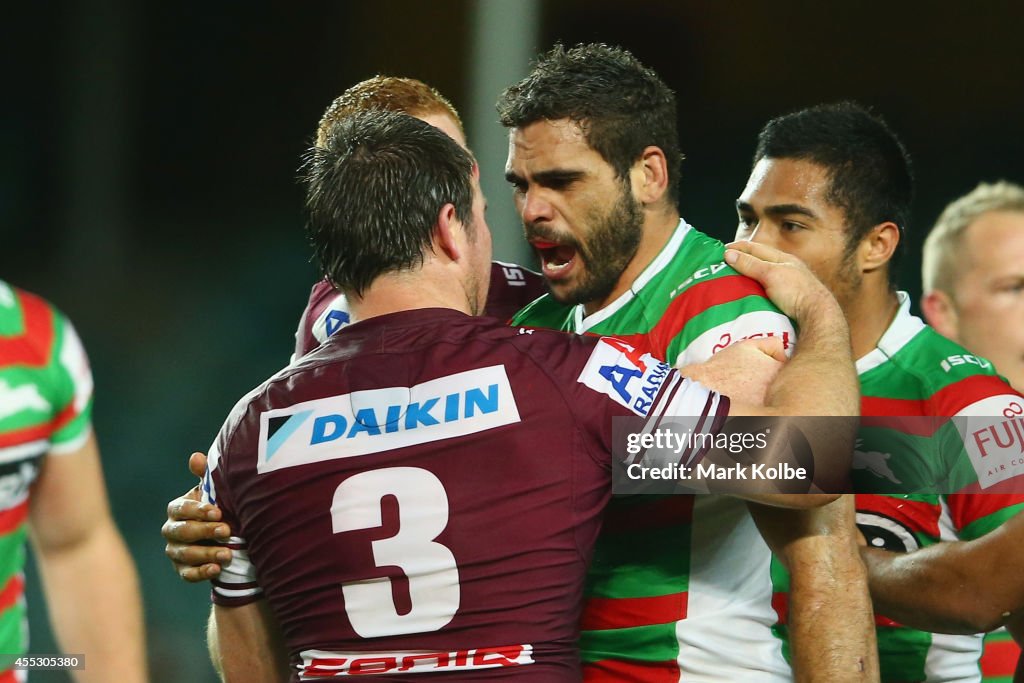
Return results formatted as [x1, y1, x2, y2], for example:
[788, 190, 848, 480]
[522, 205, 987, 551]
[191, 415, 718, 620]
[577, 338, 670, 417]
[256, 366, 521, 474]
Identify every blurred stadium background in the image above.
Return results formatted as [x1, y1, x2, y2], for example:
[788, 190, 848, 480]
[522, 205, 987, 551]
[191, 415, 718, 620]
[3, 1, 1022, 680]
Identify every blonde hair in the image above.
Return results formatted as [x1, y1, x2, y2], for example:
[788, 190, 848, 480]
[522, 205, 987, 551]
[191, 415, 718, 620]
[922, 180, 1024, 293]
[315, 76, 462, 148]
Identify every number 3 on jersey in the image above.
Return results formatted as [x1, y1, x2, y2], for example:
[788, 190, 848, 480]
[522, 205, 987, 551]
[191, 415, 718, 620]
[331, 467, 461, 638]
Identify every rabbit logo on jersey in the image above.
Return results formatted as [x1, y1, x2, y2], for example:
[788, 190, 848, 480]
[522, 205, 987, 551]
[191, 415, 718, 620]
[256, 365, 521, 474]
[577, 338, 670, 417]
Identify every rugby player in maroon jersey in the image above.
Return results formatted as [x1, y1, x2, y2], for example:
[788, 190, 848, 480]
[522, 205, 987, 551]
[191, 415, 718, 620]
[196, 111, 857, 681]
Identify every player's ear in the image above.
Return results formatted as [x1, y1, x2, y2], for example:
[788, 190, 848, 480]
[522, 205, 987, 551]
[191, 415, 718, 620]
[631, 146, 669, 205]
[857, 221, 900, 274]
[433, 203, 463, 262]
[921, 290, 960, 341]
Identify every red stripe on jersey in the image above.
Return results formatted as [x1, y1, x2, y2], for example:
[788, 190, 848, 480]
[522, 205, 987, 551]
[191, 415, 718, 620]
[858, 412, 946, 437]
[0, 573, 25, 611]
[945, 493, 1024, 529]
[0, 289, 54, 366]
[0, 423, 52, 448]
[0, 500, 28, 535]
[648, 275, 769, 358]
[0, 397, 79, 449]
[933, 375, 1022, 416]
[583, 658, 681, 682]
[855, 494, 942, 537]
[980, 638, 1021, 677]
[581, 592, 687, 631]
[771, 591, 788, 624]
[599, 496, 694, 534]
[0, 669, 17, 683]
[863, 376, 1021, 423]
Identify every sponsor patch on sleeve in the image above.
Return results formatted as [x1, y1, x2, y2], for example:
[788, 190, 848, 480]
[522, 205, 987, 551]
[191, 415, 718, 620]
[959, 396, 1024, 489]
[577, 338, 672, 417]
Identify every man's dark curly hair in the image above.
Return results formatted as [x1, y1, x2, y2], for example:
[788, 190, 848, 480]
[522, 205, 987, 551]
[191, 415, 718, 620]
[498, 43, 682, 204]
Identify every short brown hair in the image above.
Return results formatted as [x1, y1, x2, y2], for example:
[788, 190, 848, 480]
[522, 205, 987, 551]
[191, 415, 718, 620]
[316, 76, 462, 147]
[922, 181, 1024, 293]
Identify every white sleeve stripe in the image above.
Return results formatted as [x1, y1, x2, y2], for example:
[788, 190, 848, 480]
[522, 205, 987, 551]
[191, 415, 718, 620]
[48, 427, 92, 456]
[215, 544, 259, 587]
[213, 585, 263, 599]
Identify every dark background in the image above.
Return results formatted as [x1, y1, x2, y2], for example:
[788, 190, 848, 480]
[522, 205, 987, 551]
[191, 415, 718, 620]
[3, 1, 1022, 680]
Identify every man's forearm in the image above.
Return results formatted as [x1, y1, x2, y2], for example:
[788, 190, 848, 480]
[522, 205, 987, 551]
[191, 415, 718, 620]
[752, 498, 878, 683]
[33, 522, 147, 683]
[212, 601, 290, 682]
[862, 542, 1019, 634]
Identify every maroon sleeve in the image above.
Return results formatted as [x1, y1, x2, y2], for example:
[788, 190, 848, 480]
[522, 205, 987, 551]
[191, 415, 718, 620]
[293, 279, 349, 358]
[485, 261, 546, 323]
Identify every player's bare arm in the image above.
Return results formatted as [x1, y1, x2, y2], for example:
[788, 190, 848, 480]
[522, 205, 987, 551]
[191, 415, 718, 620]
[163, 452, 232, 581]
[863, 509, 1024, 635]
[722, 240, 877, 681]
[209, 600, 289, 682]
[30, 431, 148, 683]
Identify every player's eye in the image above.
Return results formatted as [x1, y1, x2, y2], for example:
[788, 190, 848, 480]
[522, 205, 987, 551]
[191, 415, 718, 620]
[737, 215, 757, 231]
[780, 221, 805, 233]
[1001, 279, 1024, 294]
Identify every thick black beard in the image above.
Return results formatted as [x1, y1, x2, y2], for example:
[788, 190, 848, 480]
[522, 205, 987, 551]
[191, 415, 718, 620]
[555, 187, 644, 306]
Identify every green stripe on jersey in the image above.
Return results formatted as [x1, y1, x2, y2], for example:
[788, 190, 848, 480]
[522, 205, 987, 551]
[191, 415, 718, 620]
[959, 503, 1024, 540]
[0, 526, 28, 584]
[579, 622, 682, 664]
[0, 602, 28, 666]
[585, 519, 690, 599]
[876, 626, 933, 682]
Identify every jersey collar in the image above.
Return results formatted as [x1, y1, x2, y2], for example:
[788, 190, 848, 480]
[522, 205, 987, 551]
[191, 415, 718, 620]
[855, 291, 925, 375]
[573, 218, 693, 333]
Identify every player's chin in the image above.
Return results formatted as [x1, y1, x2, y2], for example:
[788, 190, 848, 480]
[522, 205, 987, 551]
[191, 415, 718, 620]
[546, 279, 584, 305]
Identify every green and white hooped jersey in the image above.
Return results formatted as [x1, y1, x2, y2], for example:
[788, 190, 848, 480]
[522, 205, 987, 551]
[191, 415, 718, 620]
[514, 219, 796, 682]
[772, 293, 1024, 683]
[0, 281, 93, 669]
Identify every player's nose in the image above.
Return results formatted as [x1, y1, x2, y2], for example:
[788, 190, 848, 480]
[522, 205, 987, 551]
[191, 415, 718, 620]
[520, 189, 554, 224]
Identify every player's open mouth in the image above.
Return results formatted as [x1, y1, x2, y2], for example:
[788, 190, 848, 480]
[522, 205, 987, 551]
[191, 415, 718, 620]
[531, 239, 578, 280]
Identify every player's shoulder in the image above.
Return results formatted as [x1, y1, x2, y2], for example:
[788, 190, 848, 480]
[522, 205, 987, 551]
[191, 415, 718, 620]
[663, 228, 769, 304]
[887, 322, 1005, 386]
[868, 314, 1019, 414]
[510, 291, 572, 328]
[0, 281, 76, 361]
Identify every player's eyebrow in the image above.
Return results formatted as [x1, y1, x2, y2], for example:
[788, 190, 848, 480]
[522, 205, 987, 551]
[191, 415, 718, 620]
[504, 169, 586, 187]
[735, 199, 818, 220]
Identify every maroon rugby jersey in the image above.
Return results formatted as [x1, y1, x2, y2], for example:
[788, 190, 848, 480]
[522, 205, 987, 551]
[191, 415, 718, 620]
[292, 262, 546, 359]
[204, 308, 724, 681]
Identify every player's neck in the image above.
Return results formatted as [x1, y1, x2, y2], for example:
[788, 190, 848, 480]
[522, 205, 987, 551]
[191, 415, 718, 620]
[845, 281, 901, 362]
[582, 209, 679, 316]
[347, 270, 474, 323]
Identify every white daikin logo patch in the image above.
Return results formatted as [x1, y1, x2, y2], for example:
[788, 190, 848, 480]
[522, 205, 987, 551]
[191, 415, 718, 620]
[257, 366, 520, 474]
